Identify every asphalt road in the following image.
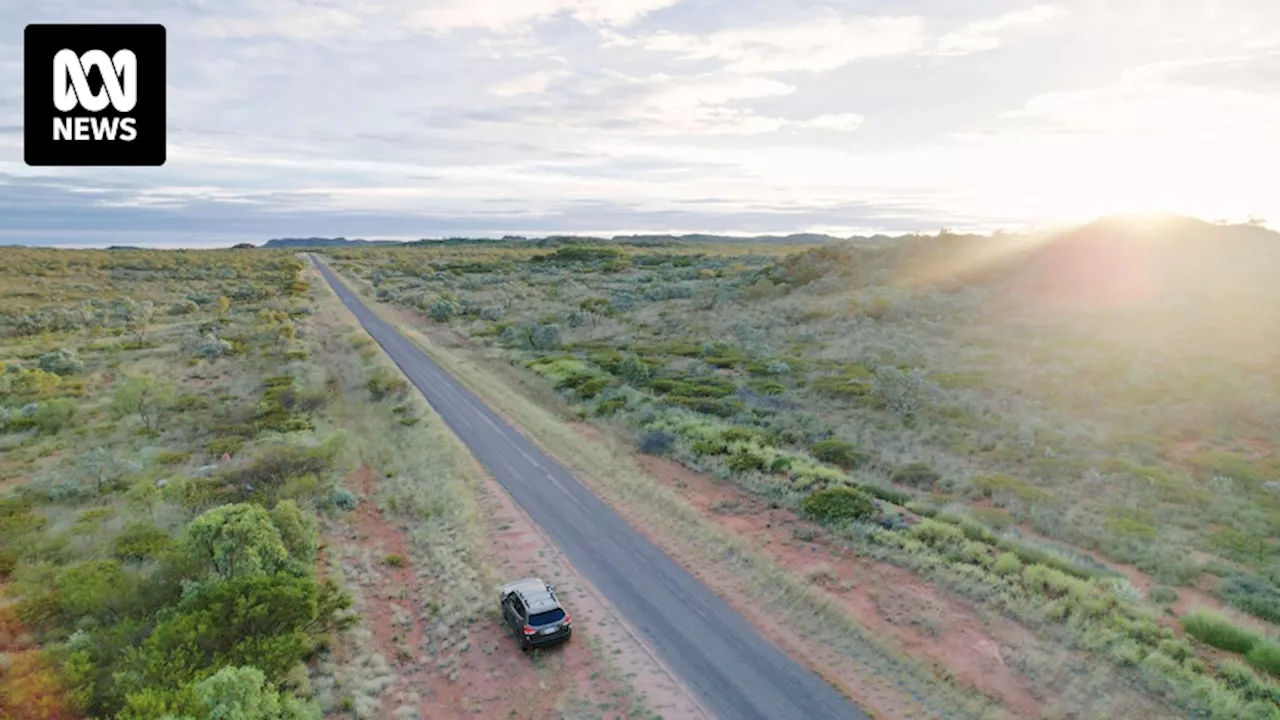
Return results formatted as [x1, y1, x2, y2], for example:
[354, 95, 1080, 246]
[312, 257, 869, 720]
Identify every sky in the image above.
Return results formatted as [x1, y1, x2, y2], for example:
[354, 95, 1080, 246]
[2, 0, 1279, 247]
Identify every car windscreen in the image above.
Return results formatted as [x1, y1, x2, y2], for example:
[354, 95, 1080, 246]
[528, 608, 565, 626]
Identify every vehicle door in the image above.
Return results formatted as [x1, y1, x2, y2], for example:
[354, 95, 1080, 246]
[506, 594, 527, 633]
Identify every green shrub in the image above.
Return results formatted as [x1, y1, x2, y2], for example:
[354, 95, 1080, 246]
[112, 522, 174, 562]
[382, 554, 407, 568]
[1247, 640, 1280, 677]
[617, 354, 650, 385]
[324, 486, 359, 512]
[856, 483, 913, 505]
[32, 398, 76, 434]
[971, 507, 1015, 530]
[801, 486, 875, 524]
[220, 440, 341, 504]
[691, 439, 729, 456]
[721, 427, 761, 443]
[554, 370, 598, 390]
[1218, 658, 1280, 703]
[270, 499, 318, 565]
[154, 450, 191, 466]
[38, 348, 85, 376]
[1158, 637, 1195, 662]
[809, 439, 866, 469]
[1221, 575, 1280, 624]
[0, 545, 18, 578]
[638, 430, 675, 455]
[727, 448, 770, 473]
[746, 378, 786, 396]
[972, 474, 1050, 502]
[595, 397, 627, 416]
[576, 377, 610, 399]
[892, 462, 940, 489]
[207, 437, 246, 457]
[1180, 610, 1260, 654]
[994, 552, 1023, 576]
[365, 368, 409, 402]
[1149, 586, 1180, 604]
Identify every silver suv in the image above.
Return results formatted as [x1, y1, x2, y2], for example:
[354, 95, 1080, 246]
[498, 577, 573, 650]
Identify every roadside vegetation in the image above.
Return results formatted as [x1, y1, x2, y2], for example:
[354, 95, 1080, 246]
[0, 248, 663, 720]
[0, 248, 354, 718]
[324, 216, 1280, 719]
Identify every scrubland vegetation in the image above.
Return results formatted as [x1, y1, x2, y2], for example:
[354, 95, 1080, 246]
[0, 247, 664, 720]
[0, 248, 358, 718]
[325, 215, 1280, 719]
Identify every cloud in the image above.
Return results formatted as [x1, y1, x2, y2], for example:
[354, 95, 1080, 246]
[194, 3, 364, 40]
[798, 113, 865, 132]
[933, 4, 1066, 56]
[1002, 55, 1280, 136]
[407, 0, 683, 33]
[3, 0, 1280, 245]
[487, 71, 570, 97]
[636, 13, 927, 73]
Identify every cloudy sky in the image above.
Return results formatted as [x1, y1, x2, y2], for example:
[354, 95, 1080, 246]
[2, 0, 1279, 246]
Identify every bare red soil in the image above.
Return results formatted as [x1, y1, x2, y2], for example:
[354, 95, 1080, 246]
[324, 464, 704, 719]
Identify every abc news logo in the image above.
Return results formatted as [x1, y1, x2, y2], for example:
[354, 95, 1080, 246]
[25, 24, 166, 166]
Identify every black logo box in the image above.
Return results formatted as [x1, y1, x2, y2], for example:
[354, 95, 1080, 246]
[24, 23, 166, 167]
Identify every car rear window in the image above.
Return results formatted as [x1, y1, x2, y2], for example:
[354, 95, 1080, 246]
[528, 608, 565, 626]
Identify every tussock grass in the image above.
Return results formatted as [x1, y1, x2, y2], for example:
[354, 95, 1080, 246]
[1181, 609, 1262, 655]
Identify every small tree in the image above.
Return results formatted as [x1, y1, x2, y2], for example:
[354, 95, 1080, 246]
[78, 447, 137, 493]
[116, 297, 155, 346]
[192, 665, 321, 720]
[617, 354, 650, 385]
[270, 499, 318, 565]
[185, 503, 290, 580]
[109, 375, 175, 433]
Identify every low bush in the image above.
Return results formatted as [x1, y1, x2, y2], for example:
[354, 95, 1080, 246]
[32, 399, 76, 434]
[323, 486, 359, 512]
[809, 439, 867, 469]
[207, 437, 246, 457]
[220, 438, 342, 505]
[1221, 574, 1280, 624]
[575, 377, 610, 399]
[638, 430, 675, 455]
[1218, 658, 1280, 704]
[970, 507, 1015, 530]
[594, 397, 627, 416]
[1149, 586, 1180, 604]
[1246, 640, 1280, 677]
[856, 483, 913, 505]
[801, 486, 875, 524]
[112, 522, 174, 562]
[1180, 610, 1260, 654]
[37, 348, 84, 376]
[892, 462, 941, 488]
[154, 450, 191, 466]
[365, 368, 409, 402]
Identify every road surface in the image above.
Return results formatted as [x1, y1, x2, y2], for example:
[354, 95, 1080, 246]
[311, 257, 869, 720]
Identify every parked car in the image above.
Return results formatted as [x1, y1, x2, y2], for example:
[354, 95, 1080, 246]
[498, 577, 572, 650]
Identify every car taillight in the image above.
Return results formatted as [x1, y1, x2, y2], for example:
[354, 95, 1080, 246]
[522, 625, 535, 635]
[561, 613, 571, 627]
